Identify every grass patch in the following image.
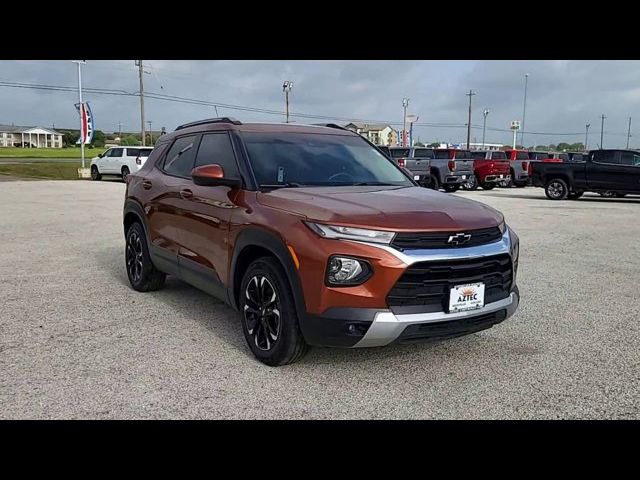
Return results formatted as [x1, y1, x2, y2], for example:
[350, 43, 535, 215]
[0, 147, 107, 158]
[0, 162, 86, 180]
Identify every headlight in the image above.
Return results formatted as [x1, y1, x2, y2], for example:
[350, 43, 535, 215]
[304, 222, 395, 245]
[497, 219, 506, 235]
[508, 226, 519, 283]
[326, 255, 372, 286]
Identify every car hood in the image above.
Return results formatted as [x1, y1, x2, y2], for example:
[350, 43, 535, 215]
[257, 186, 503, 231]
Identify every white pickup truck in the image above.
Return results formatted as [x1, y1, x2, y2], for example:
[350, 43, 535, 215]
[90, 146, 153, 182]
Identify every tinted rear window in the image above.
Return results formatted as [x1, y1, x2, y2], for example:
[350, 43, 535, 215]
[413, 149, 433, 158]
[434, 150, 450, 159]
[126, 148, 140, 157]
[491, 151, 507, 159]
[516, 152, 529, 160]
[390, 148, 410, 158]
[138, 148, 153, 157]
[453, 150, 472, 159]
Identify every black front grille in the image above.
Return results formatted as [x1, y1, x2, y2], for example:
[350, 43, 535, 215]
[386, 254, 512, 311]
[396, 309, 507, 343]
[391, 227, 502, 250]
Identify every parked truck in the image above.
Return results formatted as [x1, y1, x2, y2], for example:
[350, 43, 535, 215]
[465, 150, 511, 190]
[503, 149, 530, 187]
[531, 149, 640, 199]
[388, 147, 432, 187]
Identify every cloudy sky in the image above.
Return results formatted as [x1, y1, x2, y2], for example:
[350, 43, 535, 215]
[2, 60, 640, 148]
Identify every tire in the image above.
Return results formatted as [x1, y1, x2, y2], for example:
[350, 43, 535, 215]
[121, 166, 130, 183]
[599, 191, 615, 197]
[614, 193, 627, 198]
[91, 165, 102, 181]
[239, 257, 309, 366]
[545, 178, 569, 200]
[125, 222, 166, 292]
[481, 182, 496, 190]
[463, 175, 478, 191]
[568, 191, 584, 200]
[429, 175, 440, 191]
[443, 184, 460, 193]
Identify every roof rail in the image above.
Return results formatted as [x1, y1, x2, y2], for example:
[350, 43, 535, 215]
[312, 123, 348, 131]
[175, 117, 242, 131]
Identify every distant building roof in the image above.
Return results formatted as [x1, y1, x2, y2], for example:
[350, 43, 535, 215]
[344, 122, 394, 133]
[0, 124, 64, 135]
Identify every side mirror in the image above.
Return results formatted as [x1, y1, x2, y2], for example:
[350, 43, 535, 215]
[98, 153, 104, 158]
[191, 164, 241, 188]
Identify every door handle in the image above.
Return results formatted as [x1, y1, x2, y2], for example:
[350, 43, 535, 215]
[179, 188, 193, 199]
[142, 180, 153, 190]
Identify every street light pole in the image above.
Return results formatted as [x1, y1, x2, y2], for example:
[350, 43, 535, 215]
[283, 81, 293, 123]
[402, 98, 409, 147]
[482, 109, 490, 148]
[585, 123, 590, 151]
[627, 117, 632, 149]
[147, 120, 153, 145]
[521, 73, 529, 147]
[72, 60, 87, 168]
[465, 90, 476, 149]
[600, 114, 606, 149]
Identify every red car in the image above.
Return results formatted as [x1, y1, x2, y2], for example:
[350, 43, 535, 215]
[465, 150, 511, 190]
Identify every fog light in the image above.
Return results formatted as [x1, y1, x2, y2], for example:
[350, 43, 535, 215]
[326, 256, 372, 286]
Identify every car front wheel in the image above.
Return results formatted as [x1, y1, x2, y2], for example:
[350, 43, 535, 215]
[121, 166, 130, 183]
[125, 222, 166, 292]
[91, 165, 102, 181]
[240, 257, 308, 366]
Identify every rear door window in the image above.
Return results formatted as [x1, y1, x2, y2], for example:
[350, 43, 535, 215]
[163, 135, 199, 177]
[592, 150, 619, 165]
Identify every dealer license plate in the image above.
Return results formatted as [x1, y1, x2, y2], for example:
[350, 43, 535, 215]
[449, 283, 485, 313]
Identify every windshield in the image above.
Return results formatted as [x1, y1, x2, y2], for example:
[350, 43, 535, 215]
[242, 132, 413, 187]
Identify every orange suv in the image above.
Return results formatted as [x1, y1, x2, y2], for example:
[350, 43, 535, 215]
[123, 118, 520, 365]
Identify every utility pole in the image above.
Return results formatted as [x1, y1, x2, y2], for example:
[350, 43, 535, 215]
[136, 60, 146, 146]
[627, 117, 632, 149]
[600, 114, 606, 150]
[72, 60, 87, 168]
[466, 90, 476, 149]
[402, 98, 409, 147]
[147, 120, 153, 145]
[118, 121, 123, 140]
[521, 73, 529, 146]
[214, 106, 220, 117]
[482, 109, 490, 148]
[283, 80, 293, 123]
[585, 123, 590, 151]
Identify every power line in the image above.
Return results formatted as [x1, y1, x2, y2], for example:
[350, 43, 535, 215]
[1, 80, 637, 139]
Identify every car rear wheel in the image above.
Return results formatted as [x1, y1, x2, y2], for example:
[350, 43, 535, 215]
[545, 178, 569, 200]
[125, 222, 166, 292]
[91, 165, 102, 181]
[240, 257, 308, 366]
[443, 184, 460, 193]
[121, 166, 130, 183]
[481, 182, 496, 190]
[429, 175, 440, 191]
[462, 175, 478, 190]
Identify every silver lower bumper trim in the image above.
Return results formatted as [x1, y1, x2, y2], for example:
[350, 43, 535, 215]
[353, 290, 519, 348]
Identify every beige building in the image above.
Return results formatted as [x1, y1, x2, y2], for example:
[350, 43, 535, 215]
[0, 124, 64, 148]
[344, 122, 398, 146]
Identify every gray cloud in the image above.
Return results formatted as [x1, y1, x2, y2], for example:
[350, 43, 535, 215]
[1, 60, 640, 148]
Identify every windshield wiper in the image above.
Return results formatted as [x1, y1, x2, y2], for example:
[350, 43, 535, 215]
[259, 182, 304, 189]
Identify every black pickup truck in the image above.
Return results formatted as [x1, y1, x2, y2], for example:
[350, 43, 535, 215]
[531, 149, 640, 200]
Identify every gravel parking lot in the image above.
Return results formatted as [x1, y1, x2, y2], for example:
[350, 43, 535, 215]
[1, 180, 639, 419]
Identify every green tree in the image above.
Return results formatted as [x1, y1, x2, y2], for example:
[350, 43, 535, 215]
[427, 142, 440, 148]
[92, 130, 106, 148]
[120, 134, 141, 146]
[414, 142, 425, 147]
